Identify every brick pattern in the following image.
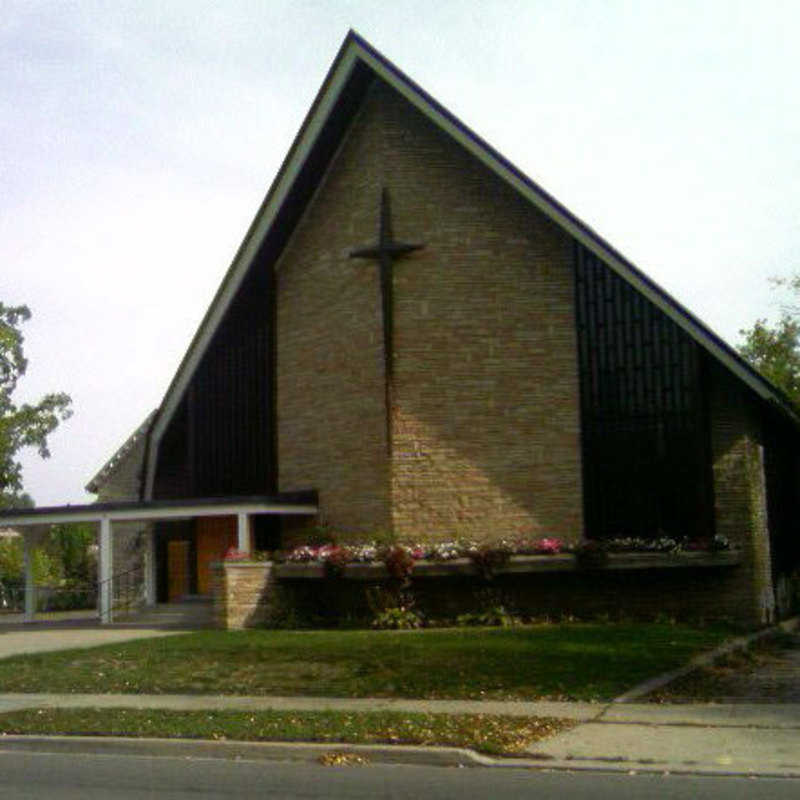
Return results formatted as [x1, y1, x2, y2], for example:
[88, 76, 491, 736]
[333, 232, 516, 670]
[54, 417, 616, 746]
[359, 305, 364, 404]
[709, 363, 775, 626]
[213, 561, 274, 629]
[405, 567, 758, 628]
[213, 562, 752, 630]
[277, 80, 583, 544]
[276, 84, 390, 539]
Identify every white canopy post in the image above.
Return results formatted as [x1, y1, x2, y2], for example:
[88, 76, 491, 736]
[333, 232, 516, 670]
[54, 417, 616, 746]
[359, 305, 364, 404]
[23, 533, 36, 622]
[237, 512, 252, 555]
[143, 528, 157, 606]
[99, 516, 113, 623]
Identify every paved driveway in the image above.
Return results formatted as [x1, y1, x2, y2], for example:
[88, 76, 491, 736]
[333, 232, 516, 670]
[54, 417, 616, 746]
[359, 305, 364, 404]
[652, 629, 800, 703]
[707, 631, 800, 703]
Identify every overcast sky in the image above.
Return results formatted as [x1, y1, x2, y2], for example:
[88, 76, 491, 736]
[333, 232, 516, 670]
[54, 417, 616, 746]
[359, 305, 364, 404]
[3, 0, 799, 506]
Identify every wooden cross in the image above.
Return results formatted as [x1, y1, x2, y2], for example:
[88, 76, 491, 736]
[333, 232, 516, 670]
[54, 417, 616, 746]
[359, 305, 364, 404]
[350, 188, 423, 450]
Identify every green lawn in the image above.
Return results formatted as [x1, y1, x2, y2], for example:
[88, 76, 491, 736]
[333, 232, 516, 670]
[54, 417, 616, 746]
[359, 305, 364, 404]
[0, 623, 731, 701]
[0, 708, 574, 756]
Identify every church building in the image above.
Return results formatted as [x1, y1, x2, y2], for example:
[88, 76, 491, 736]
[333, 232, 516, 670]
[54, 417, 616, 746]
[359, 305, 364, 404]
[4, 32, 798, 628]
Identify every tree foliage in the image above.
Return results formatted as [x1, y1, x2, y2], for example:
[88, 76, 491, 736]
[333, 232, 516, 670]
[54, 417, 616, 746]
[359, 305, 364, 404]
[738, 313, 800, 406]
[0, 538, 61, 587]
[48, 523, 96, 585]
[0, 303, 72, 507]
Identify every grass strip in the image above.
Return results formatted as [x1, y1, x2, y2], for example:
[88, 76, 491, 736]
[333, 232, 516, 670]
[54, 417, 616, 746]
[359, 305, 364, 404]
[0, 623, 732, 701]
[0, 708, 575, 756]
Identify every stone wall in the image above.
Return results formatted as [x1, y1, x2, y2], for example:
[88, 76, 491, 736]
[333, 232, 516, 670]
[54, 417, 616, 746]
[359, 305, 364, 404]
[709, 362, 775, 627]
[93, 426, 149, 602]
[93, 429, 147, 502]
[277, 79, 583, 545]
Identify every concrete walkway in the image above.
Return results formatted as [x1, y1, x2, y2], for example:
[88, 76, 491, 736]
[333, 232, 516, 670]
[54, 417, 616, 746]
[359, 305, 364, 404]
[0, 601, 212, 660]
[527, 701, 800, 776]
[0, 625, 187, 659]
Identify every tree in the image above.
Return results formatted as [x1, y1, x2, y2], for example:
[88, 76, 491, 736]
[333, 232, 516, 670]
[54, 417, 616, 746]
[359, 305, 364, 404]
[0, 303, 72, 508]
[738, 313, 800, 406]
[48, 523, 96, 585]
[0, 537, 61, 588]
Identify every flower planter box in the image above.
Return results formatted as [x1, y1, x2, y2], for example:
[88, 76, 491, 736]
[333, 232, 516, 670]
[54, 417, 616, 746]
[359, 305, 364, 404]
[495, 554, 576, 574]
[273, 562, 327, 579]
[275, 559, 482, 580]
[604, 551, 741, 570]
[343, 562, 390, 580]
[273, 550, 740, 580]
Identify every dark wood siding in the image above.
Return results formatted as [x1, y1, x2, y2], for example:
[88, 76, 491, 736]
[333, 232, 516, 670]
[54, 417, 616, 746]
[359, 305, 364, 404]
[152, 399, 192, 499]
[764, 413, 800, 579]
[574, 244, 714, 540]
[150, 64, 377, 502]
[153, 259, 275, 499]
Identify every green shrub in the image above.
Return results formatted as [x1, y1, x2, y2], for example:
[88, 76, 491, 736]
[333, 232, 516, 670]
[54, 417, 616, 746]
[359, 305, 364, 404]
[457, 605, 517, 628]
[372, 605, 423, 630]
[468, 542, 511, 580]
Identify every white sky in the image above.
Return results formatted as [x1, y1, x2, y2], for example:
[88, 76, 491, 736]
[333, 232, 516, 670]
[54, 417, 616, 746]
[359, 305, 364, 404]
[2, 0, 799, 506]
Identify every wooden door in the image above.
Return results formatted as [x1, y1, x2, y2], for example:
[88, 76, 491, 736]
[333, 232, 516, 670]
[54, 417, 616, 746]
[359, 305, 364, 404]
[195, 517, 237, 596]
[167, 540, 191, 601]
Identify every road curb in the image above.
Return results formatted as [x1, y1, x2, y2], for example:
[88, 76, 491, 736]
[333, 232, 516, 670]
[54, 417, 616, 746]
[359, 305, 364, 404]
[1, 734, 800, 778]
[0, 734, 492, 768]
[613, 616, 800, 703]
[516, 753, 800, 779]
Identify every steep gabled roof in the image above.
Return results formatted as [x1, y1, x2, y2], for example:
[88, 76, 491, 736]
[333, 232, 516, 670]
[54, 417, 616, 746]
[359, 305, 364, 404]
[143, 30, 799, 498]
[87, 409, 156, 495]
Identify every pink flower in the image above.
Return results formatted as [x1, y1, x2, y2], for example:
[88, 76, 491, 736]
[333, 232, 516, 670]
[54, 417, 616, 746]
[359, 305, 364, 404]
[535, 537, 563, 554]
[223, 547, 250, 561]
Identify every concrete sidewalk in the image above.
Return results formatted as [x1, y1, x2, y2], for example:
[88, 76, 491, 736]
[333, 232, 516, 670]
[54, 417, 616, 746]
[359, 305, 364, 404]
[527, 701, 800, 777]
[0, 692, 602, 719]
[0, 692, 797, 776]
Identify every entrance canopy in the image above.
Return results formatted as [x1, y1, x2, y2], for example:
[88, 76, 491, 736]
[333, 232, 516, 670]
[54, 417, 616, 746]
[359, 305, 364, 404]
[0, 492, 318, 527]
[0, 492, 318, 623]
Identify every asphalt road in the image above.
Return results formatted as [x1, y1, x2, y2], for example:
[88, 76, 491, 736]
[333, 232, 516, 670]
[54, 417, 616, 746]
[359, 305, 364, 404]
[0, 752, 797, 799]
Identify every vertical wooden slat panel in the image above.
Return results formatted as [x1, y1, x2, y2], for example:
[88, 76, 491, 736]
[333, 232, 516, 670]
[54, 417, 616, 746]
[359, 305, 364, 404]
[153, 255, 275, 500]
[574, 245, 712, 540]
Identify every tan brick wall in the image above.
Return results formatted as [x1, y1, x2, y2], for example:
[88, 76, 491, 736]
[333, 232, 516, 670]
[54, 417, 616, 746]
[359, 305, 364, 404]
[709, 363, 775, 626]
[277, 80, 583, 545]
[276, 85, 390, 539]
[213, 562, 274, 629]
[215, 559, 755, 630]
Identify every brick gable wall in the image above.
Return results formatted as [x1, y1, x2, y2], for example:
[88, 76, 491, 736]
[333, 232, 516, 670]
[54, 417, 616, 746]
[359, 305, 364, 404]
[277, 80, 583, 543]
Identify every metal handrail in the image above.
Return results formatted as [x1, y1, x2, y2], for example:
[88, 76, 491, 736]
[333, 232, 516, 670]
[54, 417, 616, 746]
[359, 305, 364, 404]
[97, 564, 145, 619]
[1, 564, 145, 619]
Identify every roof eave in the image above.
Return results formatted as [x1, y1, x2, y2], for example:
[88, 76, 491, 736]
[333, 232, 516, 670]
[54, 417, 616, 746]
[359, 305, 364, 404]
[141, 31, 800, 498]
